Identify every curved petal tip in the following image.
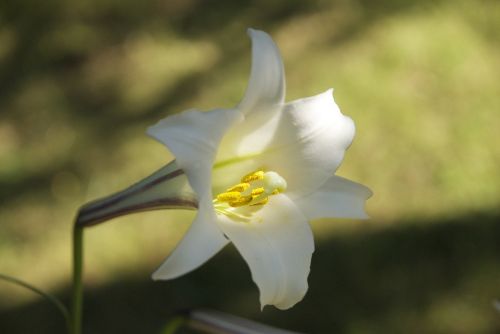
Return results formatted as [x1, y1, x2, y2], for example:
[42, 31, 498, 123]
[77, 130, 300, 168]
[238, 28, 285, 114]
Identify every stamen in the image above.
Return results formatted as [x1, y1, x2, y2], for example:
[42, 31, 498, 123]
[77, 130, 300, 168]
[250, 197, 269, 206]
[213, 168, 287, 221]
[228, 195, 253, 207]
[226, 183, 250, 192]
[251, 187, 265, 196]
[216, 191, 241, 202]
[241, 169, 264, 183]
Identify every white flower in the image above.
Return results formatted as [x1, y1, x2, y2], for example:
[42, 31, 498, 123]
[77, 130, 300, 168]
[147, 29, 372, 310]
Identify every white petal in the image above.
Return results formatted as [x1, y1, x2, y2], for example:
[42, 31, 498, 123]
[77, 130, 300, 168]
[147, 108, 242, 199]
[216, 195, 314, 310]
[148, 108, 241, 280]
[214, 29, 285, 172]
[237, 28, 285, 114]
[214, 90, 355, 198]
[263, 90, 355, 197]
[295, 175, 372, 220]
[212, 105, 282, 193]
[152, 201, 229, 280]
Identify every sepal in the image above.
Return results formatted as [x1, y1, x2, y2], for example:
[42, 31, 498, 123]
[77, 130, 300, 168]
[76, 160, 197, 227]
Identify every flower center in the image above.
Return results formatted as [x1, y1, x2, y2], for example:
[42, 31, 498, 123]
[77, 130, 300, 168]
[213, 168, 287, 221]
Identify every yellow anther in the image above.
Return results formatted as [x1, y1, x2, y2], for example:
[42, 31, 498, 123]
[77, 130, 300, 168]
[241, 169, 264, 183]
[229, 195, 253, 207]
[250, 197, 269, 206]
[251, 187, 265, 196]
[226, 183, 250, 193]
[216, 191, 241, 202]
[214, 169, 287, 218]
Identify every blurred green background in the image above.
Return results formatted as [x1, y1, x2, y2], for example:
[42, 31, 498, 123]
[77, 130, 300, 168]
[1, 0, 499, 333]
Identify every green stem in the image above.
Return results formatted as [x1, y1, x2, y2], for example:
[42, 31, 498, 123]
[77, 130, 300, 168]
[0, 273, 70, 332]
[71, 224, 84, 334]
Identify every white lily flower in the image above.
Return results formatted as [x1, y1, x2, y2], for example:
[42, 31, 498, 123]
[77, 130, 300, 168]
[147, 29, 372, 310]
